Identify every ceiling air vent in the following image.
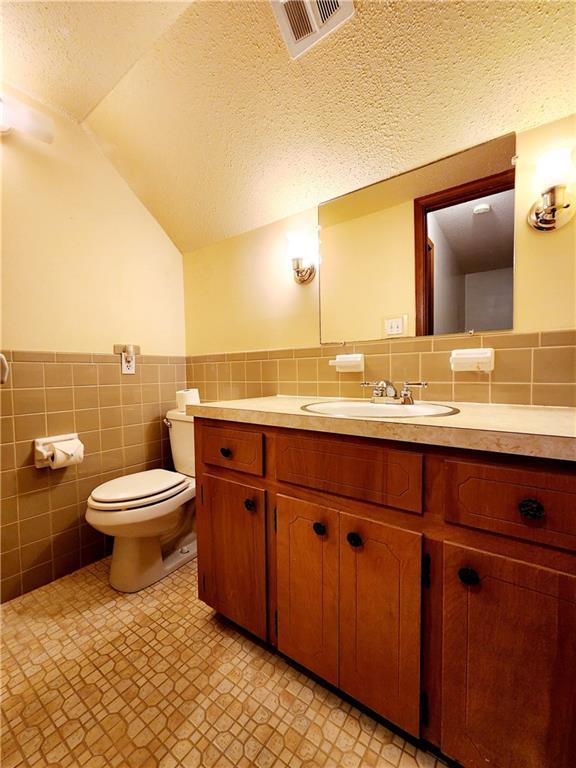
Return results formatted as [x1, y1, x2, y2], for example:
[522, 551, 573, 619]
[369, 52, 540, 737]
[272, 0, 355, 59]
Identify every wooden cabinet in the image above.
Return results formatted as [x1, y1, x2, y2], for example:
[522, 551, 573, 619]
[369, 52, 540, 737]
[197, 474, 267, 639]
[276, 495, 422, 733]
[339, 512, 422, 734]
[442, 543, 576, 768]
[195, 418, 576, 767]
[276, 495, 339, 685]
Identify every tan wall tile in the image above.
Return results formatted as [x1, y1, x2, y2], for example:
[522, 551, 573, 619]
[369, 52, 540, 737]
[14, 414, 47, 442]
[1, 523, 19, 552]
[20, 538, 52, 570]
[22, 562, 52, 593]
[316, 358, 338, 383]
[0, 497, 17, 526]
[13, 389, 46, 415]
[421, 382, 453, 402]
[159, 364, 176, 382]
[262, 360, 279, 382]
[245, 361, 262, 382]
[246, 350, 269, 360]
[17, 466, 50, 495]
[76, 453, 102, 479]
[12, 351, 55, 363]
[532, 384, 576, 407]
[20, 513, 51, 545]
[279, 359, 297, 381]
[1, 417, 15, 444]
[78, 430, 100, 455]
[100, 407, 122, 429]
[1, 444, 15, 471]
[72, 364, 98, 386]
[123, 425, 144, 446]
[1, 390, 13, 417]
[1, 549, 21, 578]
[98, 365, 120, 385]
[121, 385, 142, 405]
[491, 384, 531, 405]
[14, 441, 34, 468]
[123, 405, 143, 426]
[540, 330, 576, 346]
[18, 490, 50, 520]
[297, 382, 318, 397]
[101, 428, 123, 451]
[55, 353, 92, 363]
[533, 347, 576, 383]
[420, 352, 451, 382]
[46, 388, 74, 413]
[1, 575, 22, 601]
[12, 363, 44, 389]
[492, 349, 532, 383]
[433, 335, 482, 352]
[246, 383, 263, 398]
[482, 332, 540, 349]
[453, 370, 490, 383]
[217, 363, 231, 382]
[364, 355, 391, 381]
[142, 364, 160, 383]
[230, 362, 246, 382]
[297, 359, 317, 382]
[44, 364, 73, 387]
[318, 382, 340, 397]
[50, 482, 78, 511]
[47, 412, 75, 435]
[74, 387, 99, 410]
[453, 383, 490, 403]
[391, 353, 419, 383]
[101, 449, 124, 473]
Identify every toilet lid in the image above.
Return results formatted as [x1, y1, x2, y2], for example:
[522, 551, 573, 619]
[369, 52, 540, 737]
[91, 469, 189, 504]
[88, 478, 194, 511]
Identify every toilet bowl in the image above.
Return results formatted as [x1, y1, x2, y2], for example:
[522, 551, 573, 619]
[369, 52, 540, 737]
[86, 409, 197, 593]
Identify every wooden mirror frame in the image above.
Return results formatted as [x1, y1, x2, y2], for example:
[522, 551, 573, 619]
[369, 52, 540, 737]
[414, 168, 516, 337]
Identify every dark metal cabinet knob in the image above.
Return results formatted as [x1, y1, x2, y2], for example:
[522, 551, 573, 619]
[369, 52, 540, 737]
[346, 532, 363, 548]
[220, 447, 232, 458]
[243, 498, 256, 511]
[458, 567, 480, 586]
[312, 522, 326, 536]
[518, 498, 545, 520]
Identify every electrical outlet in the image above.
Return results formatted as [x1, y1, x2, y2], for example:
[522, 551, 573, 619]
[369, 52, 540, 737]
[383, 315, 408, 337]
[121, 352, 136, 375]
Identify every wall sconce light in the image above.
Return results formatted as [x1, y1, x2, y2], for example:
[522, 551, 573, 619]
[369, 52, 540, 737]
[286, 230, 318, 284]
[528, 147, 575, 231]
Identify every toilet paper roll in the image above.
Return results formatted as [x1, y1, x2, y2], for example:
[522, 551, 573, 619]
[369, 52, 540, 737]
[176, 388, 200, 412]
[48, 439, 84, 469]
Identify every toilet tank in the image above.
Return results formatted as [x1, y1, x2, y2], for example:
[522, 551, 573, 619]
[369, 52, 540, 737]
[166, 409, 196, 477]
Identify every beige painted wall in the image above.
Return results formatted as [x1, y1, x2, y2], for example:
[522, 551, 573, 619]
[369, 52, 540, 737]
[514, 114, 576, 332]
[183, 209, 319, 355]
[183, 115, 574, 354]
[320, 202, 415, 341]
[1, 86, 185, 355]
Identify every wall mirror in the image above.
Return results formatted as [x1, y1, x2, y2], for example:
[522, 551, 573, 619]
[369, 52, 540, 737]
[318, 134, 517, 343]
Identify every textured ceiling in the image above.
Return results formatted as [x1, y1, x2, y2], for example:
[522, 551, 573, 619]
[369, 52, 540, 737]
[1, 1, 191, 120]
[85, 0, 575, 252]
[4, 1, 575, 253]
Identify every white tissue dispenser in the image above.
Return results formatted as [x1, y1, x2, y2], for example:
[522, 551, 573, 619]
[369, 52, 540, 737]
[34, 433, 85, 470]
[450, 348, 494, 373]
[328, 353, 365, 373]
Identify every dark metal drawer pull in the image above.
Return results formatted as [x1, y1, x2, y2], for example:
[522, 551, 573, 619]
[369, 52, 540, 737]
[346, 531, 363, 548]
[458, 567, 480, 587]
[243, 498, 256, 511]
[518, 498, 545, 520]
[220, 447, 232, 458]
[312, 522, 326, 536]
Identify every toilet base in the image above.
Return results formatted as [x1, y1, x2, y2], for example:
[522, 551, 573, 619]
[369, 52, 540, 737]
[109, 534, 197, 593]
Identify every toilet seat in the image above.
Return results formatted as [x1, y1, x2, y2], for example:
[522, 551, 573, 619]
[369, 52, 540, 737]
[88, 469, 193, 512]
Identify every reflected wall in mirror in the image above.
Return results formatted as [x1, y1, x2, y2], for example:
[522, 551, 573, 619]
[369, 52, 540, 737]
[415, 169, 515, 336]
[319, 134, 516, 343]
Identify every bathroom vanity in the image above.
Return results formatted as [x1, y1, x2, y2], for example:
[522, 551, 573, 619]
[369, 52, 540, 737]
[191, 397, 576, 768]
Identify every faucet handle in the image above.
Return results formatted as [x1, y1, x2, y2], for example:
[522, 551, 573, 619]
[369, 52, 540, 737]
[402, 381, 428, 389]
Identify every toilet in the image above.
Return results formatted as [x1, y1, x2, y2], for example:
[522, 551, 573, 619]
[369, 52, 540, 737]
[85, 409, 196, 593]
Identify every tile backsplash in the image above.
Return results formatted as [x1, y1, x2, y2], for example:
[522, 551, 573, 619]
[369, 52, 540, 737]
[1, 330, 574, 602]
[186, 329, 576, 408]
[1, 351, 186, 602]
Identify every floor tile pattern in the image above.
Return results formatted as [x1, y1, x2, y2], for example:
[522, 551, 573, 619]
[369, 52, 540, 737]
[1, 559, 447, 768]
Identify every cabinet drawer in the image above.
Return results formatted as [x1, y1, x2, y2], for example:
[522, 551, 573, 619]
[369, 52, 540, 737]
[202, 426, 264, 476]
[445, 460, 576, 551]
[276, 434, 423, 513]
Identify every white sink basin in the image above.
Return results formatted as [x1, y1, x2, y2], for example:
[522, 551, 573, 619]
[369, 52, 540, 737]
[301, 400, 459, 419]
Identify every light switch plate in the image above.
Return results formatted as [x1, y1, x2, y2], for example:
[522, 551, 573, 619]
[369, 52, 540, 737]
[383, 314, 408, 337]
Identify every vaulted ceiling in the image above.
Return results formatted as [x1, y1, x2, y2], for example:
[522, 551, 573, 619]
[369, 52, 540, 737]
[3, 1, 575, 253]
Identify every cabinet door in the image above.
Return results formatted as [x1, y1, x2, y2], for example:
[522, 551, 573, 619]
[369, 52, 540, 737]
[339, 513, 422, 735]
[276, 495, 339, 685]
[199, 475, 267, 639]
[442, 543, 576, 768]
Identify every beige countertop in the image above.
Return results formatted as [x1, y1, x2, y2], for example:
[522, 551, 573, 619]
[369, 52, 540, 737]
[187, 396, 576, 462]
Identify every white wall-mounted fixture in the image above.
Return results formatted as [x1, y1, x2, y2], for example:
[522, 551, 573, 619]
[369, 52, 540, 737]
[286, 229, 318, 284]
[0, 354, 9, 385]
[271, 0, 355, 60]
[384, 315, 408, 337]
[0, 94, 54, 143]
[527, 146, 576, 231]
[114, 344, 140, 375]
[35, 434, 84, 469]
[450, 348, 495, 373]
[328, 353, 364, 373]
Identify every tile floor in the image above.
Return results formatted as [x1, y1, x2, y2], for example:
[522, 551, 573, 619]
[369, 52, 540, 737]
[1, 558, 448, 768]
